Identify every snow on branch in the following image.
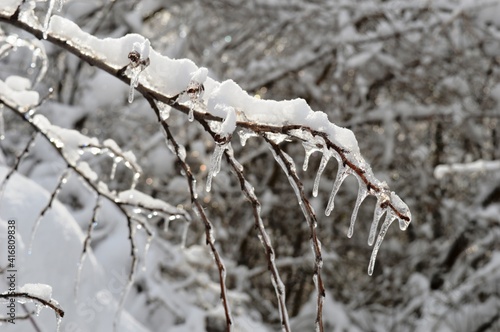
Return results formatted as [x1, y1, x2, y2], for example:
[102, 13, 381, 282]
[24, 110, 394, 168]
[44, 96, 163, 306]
[0, 2, 414, 330]
[434, 159, 500, 179]
[1, 283, 64, 328]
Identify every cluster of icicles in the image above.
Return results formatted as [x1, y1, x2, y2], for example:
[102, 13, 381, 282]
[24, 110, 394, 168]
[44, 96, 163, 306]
[40, 0, 411, 277]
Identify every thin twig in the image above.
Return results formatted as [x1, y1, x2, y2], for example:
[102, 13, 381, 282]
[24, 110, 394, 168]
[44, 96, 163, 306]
[0, 292, 64, 318]
[266, 137, 325, 332]
[146, 97, 233, 331]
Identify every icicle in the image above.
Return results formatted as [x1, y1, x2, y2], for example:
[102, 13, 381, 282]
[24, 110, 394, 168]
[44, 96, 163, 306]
[188, 106, 194, 122]
[142, 234, 153, 272]
[347, 181, 368, 238]
[368, 198, 387, 246]
[74, 251, 87, 299]
[127, 40, 150, 104]
[130, 172, 140, 191]
[43, 0, 57, 39]
[0, 105, 4, 140]
[34, 302, 44, 316]
[238, 129, 257, 147]
[325, 164, 351, 216]
[302, 143, 318, 172]
[313, 151, 330, 197]
[110, 160, 118, 180]
[206, 143, 226, 192]
[56, 315, 62, 332]
[128, 67, 141, 103]
[185, 80, 204, 122]
[368, 210, 396, 276]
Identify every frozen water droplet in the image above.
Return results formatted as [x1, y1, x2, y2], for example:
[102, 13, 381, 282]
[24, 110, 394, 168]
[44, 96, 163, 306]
[313, 151, 330, 197]
[206, 143, 226, 192]
[325, 163, 351, 216]
[158, 102, 171, 121]
[368, 210, 396, 275]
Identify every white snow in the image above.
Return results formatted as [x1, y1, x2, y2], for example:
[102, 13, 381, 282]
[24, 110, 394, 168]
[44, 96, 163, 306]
[434, 159, 500, 179]
[0, 166, 148, 332]
[0, 76, 40, 110]
[19, 283, 52, 302]
[0, 0, 22, 16]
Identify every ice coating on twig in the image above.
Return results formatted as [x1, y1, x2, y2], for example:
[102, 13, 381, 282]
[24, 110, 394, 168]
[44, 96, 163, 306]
[390, 191, 412, 230]
[206, 143, 226, 192]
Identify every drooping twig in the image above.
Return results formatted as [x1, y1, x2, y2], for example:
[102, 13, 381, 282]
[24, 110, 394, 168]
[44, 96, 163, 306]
[265, 137, 326, 332]
[75, 194, 101, 299]
[146, 97, 233, 331]
[0, 292, 64, 318]
[0, 131, 38, 199]
[28, 166, 71, 254]
[195, 117, 291, 330]
[223, 144, 291, 331]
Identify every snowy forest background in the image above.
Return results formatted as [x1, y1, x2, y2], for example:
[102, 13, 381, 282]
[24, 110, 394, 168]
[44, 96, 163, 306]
[1, 0, 500, 331]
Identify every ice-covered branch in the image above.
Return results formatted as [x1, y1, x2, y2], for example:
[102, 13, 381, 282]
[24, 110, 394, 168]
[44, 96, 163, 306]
[266, 137, 326, 332]
[2, 0, 412, 265]
[0, 292, 64, 317]
[0, 2, 416, 329]
[147, 97, 233, 330]
[1, 283, 64, 326]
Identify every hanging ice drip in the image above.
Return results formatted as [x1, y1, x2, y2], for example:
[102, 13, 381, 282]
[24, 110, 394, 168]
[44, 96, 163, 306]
[127, 40, 151, 103]
[185, 80, 205, 122]
[183, 67, 207, 122]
